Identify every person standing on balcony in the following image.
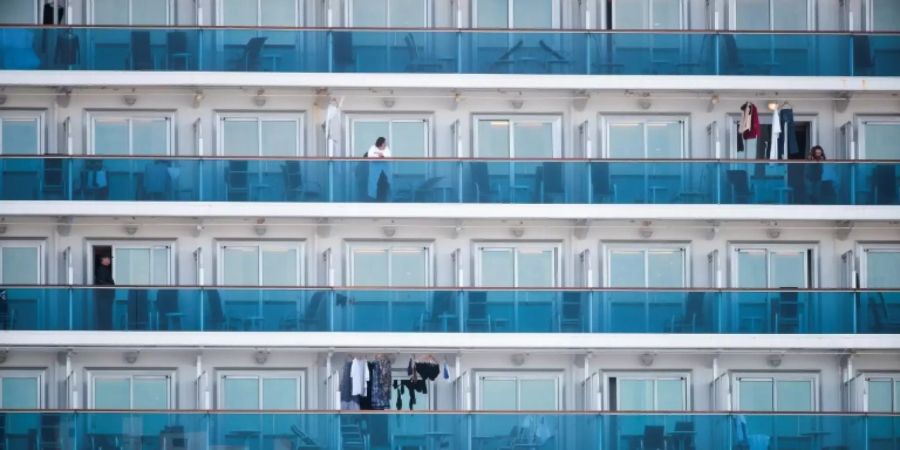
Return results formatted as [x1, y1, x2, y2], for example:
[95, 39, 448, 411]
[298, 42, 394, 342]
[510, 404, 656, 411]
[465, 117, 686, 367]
[805, 145, 828, 204]
[94, 255, 115, 330]
[366, 137, 391, 202]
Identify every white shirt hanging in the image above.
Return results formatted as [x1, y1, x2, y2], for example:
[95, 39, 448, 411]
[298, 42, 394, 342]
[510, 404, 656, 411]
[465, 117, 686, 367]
[769, 107, 781, 160]
[350, 358, 369, 396]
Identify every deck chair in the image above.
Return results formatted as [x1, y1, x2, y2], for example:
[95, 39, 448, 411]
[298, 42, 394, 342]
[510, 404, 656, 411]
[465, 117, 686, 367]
[225, 160, 250, 201]
[772, 291, 801, 333]
[466, 291, 493, 332]
[204, 290, 240, 331]
[229, 36, 267, 71]
[127, 289, 151, 330]
[470, 162, 497, 203]
[668, 292, 705, 332]
[537, 162, 565, 203]
[726, 169, 754, 203]
[869, 292, 900, 333]
[404, 33, 444, 72]
[130, 31, 153, 70]
[282, 161, 321, 201]
[166, 31, 190, 70]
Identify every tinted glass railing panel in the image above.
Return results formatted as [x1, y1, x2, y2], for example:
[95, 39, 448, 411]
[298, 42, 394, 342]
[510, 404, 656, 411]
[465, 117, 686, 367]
[2, 158, 899, 205]
[2, 27, 899, 76]
[1, 411, 897, 450]
[0, 287, 888, 333]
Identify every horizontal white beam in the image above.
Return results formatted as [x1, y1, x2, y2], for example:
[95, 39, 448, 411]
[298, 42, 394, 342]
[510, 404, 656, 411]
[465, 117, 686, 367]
[3, 201, 900, 221]
[2, 331, 897, 351]
[1, 71, 899, 92]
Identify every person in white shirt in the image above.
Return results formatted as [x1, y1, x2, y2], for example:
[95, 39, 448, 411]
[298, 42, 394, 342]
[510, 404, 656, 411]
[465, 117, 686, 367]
[365, 137, 391, 200]
[366, 136, 391, 158]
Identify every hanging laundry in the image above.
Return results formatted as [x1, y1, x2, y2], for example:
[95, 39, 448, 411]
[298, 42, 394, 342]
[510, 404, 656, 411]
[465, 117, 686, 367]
[339, 360, 359, 410]
[770, 106, 781, 160]
[740, 102, 760, 156]
[350, 357, 369, 397]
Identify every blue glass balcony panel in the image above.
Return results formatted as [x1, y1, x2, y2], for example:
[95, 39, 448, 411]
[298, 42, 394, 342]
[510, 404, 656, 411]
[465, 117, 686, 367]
[1, 411, 897, 450]
[2, 27, 899, 76]
[2, 158, 899, 205]
[0, 287, 890, 333]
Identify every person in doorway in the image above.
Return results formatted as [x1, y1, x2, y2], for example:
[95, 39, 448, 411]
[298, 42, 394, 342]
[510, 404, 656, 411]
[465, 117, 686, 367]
[805, 145, 828, 204]
[94, 255, 115, 330]
[365, 137, 391, 201]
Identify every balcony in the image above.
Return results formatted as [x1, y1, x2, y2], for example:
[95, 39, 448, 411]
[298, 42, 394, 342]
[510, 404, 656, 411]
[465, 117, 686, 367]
[1, 157, 899, 205]
[1, 26, 899, 77]
[1, 411, 897, 450]
[1, 287, 897, 333]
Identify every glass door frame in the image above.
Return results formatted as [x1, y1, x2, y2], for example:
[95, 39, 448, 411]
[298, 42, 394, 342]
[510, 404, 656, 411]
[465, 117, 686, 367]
[603, 371, 691, 411]
[857, 242, 900, 288]
[86, 369, 176, 409]
[85, 240, 176, 286]
[727, 242, 818, 288]
[344, 240, 435, 287]
[475, 370, 563, 410]
[731, 371, 819, 411]
[472, 241, 563, 287]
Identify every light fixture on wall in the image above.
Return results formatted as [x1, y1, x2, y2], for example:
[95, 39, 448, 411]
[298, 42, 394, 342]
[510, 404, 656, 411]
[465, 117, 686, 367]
[573, 219, 589, 240]
[123, 94, 137, 106]
[252, 89, 267, 107]
[382, 97, 396, 108]
[767, 100, 779, 111]
[123, 351, 140, 364]
[707, 94, 720, 112]
[0, 349, 8, 364]
[56, 216, 72, 236]
[510, 353, 527, 366]
[766, 226, 781, 239]
[637, 92, 652, 110]
[450, 92, 462, 111]
[382, 226, 397, 238]
[191, 223, 204, 238]
[835, 220, 853, 241]
[766, 353, 783, 368]
[834, 92, 852, 113]
[253, 218, 267, 237]
[705, 220, 720, 240]
[56, 88, 72, 108]
[254, 350, 270, 365]
[572, 91, 590, 111]
[510, 226, 525, 238]
[638, 221, 653, 239]
[124, 224, 139, 236]
[192, 90, 205, 109]
[639, 352, 655, 367]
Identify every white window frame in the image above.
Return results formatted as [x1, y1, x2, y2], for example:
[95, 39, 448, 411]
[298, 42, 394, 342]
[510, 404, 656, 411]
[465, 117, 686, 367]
[858, 242, 900, 288]
[345, 241, 434, 287]
[471, 0, 561, 28]
[0, 369, 45, 408]
[215, 112, 306, 157]
[0, 0, 41, 24]
[603, 371, 691, 411]
[861, 372, 900, 412]
[856, 115, 900, 160]
[86, 111, 175, 156]
[731, 372, 819, 411]
[473, 241, 562, 287]
[0, 239, 45, 284]
[728, 242, 818, 288]
[0, 109, 45, 155]
[610, 0, 688, 30]
[727, 0, 815, 31]
[346, 114, 432, 158]
[346, 0, 432, 27]
[217, 370, 305, 410]
[215, 240, 306, 286]
[864, 0, 900, 31]
[86, 369, 176, 410]
[86, 240, 176, 286]
[215, 0, 303, 26]
[725, 112, 818, 159]
[601, 242, 690, 288]
[600, 114, 689, 159]
[472, 114, 563, 158]
[475, 370, 563, 410]
[87, 0, 175, 25]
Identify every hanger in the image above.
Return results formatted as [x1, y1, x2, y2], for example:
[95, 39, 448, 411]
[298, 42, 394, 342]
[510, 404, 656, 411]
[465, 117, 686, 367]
[781, 100, 793, 109]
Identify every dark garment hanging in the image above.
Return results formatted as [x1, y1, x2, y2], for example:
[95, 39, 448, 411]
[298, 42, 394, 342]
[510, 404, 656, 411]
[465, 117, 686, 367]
[396, 379, 427, 411]
[339, 361, 353, 403]
[369, 359, 391, 410]
[415, 362, 440, 381]
[43, 3, 64, 25]
[54, 32, 79, 66]
[778, 108, 801, 159]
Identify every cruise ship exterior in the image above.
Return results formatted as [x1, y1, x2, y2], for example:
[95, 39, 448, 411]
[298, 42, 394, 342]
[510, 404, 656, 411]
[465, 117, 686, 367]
[0, 0, 899, 449]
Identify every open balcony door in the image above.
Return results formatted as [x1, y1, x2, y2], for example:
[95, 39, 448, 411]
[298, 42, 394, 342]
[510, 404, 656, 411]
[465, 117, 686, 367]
[577, 249, 594, 288]
[841, 250, 858, 289]
[452, 248, 463, 287]
[321, 248, 334, 286]
[707, 120, 721, 159]
[707, 249, 722, 288]
[60, 246, 73, 285]
[838, 121, 856, 160]
[576, 120, 592, 158]
[194, 247, 204, 286]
